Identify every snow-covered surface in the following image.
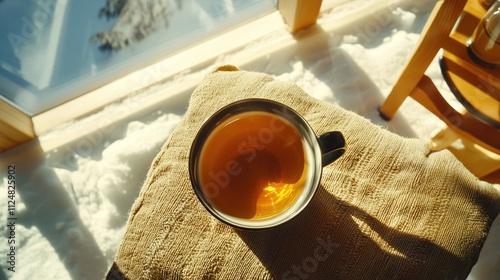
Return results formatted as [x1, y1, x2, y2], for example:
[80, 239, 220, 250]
[0, 0, 498, 279]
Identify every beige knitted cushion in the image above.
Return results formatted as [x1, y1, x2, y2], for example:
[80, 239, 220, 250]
[107, 65, 500, 280]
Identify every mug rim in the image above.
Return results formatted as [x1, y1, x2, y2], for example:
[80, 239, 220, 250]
[188, 98, 323, 230]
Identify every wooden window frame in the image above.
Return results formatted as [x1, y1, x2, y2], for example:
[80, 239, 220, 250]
[2, 0, 374, 153]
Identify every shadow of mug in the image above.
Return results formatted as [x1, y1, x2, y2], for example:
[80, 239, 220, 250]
[236, 186, 466, 280]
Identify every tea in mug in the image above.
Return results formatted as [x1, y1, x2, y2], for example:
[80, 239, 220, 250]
[198, 111, 310, 220]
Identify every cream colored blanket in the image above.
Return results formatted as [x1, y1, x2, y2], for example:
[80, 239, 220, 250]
[107, 65, 500, 280]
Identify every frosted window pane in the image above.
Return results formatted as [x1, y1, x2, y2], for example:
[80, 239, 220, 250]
[0, 0, 276, 115]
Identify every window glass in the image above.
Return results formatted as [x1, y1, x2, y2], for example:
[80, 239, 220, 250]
[0, 0, 276, 115]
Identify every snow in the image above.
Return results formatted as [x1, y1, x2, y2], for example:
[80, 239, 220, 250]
[0, 0, 498, 279]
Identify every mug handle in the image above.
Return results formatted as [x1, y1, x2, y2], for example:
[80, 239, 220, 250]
[317, 131, 346, 167]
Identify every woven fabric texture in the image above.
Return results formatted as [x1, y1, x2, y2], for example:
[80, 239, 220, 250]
[107, 65, 500, 280]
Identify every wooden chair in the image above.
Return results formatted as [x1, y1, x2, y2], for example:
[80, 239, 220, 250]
[379, 0, 500, 180]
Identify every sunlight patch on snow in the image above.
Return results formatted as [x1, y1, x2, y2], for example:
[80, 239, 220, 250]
[276, 61, 336, 104]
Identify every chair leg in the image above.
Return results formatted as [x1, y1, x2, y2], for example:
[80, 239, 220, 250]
[379, 0, 468, 120]
[378, 91, 408, 121]
[278, 0, 323, 33]
[444, 136, 500, 179]
[429, 126, 460, 151]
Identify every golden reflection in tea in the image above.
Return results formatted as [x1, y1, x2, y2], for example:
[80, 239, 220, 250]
[198, 111, 308, 220]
